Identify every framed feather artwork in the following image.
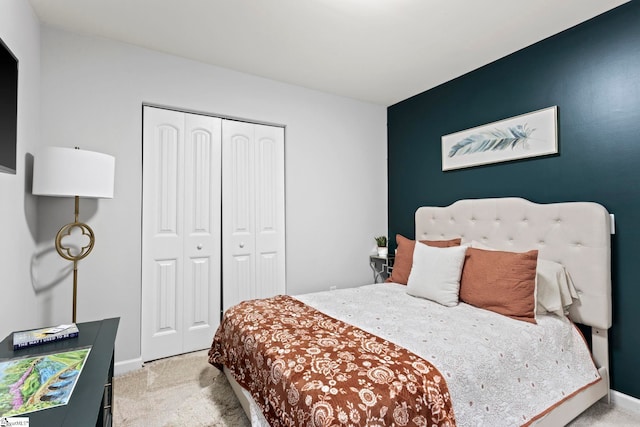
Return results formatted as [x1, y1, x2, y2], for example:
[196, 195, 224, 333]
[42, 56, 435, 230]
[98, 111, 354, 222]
[441, 106, 558, 171]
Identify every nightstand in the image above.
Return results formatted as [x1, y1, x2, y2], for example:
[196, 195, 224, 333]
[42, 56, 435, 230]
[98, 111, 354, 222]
[0, 318, 119, 426]
[369, 254, 394, 283]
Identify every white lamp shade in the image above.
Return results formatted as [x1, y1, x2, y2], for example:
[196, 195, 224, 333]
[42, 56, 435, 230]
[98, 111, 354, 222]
[32, 147, 115, 198]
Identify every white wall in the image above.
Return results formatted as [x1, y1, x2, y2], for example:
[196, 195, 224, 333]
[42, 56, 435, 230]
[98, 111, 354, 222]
[38, 26, 387, 369]
[0, 2, 42, 337]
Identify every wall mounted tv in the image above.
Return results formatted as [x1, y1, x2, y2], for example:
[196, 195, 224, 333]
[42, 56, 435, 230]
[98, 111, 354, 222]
[0, 36, 18, 174]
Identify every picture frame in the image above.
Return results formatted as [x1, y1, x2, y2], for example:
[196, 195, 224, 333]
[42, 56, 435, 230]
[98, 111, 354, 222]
[441, 106, 558, 171]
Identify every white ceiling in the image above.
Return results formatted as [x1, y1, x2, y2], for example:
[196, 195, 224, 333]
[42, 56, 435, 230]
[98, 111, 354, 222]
[28, 0, 629, 106]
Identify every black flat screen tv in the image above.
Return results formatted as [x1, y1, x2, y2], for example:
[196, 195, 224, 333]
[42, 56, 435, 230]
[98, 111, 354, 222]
[0, 36, 18, 174]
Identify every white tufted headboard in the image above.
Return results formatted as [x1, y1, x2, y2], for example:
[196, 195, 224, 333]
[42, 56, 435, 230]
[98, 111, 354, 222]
[415, 197, 612, 331]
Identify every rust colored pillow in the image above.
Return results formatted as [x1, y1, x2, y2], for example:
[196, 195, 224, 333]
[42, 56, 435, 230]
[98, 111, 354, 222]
[387, 234, 462, 285]
[460, 247, 538, 324]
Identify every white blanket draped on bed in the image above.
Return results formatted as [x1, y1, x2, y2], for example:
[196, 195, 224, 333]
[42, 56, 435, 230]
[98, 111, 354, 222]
[292, 283, 600, 427]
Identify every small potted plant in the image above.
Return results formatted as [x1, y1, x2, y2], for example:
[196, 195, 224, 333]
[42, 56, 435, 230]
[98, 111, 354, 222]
[374, 236, 388, 257]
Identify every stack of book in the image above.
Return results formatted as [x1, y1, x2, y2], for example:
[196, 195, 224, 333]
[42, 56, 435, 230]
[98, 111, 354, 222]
[12, 323, 79, 350]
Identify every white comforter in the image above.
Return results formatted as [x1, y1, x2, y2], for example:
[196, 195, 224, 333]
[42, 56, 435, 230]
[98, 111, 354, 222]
[293, 283, 600, 427]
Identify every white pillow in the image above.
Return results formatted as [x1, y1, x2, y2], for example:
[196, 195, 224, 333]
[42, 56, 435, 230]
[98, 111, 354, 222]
[406, 243, 468, 307]
[470, 240, 579, 317]
[536, 259, 580, 317]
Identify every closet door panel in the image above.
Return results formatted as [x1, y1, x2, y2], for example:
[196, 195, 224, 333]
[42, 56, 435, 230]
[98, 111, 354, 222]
[254, 124, 286, 300]
[231, 254, 255, 306]
[142, 107, 185, 361]
[256, 252, 279, 299]
[143, 107, 223, 361]
[183, 114, 222, 352]
[222, 120, 256, 310]
[154, 259, 179, 332]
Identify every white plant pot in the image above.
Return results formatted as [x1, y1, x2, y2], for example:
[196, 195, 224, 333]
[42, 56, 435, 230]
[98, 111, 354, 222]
[377, 247, 388, 257]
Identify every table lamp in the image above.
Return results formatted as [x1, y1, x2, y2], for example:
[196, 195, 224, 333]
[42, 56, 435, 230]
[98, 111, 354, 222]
[32, 146, 115, 323]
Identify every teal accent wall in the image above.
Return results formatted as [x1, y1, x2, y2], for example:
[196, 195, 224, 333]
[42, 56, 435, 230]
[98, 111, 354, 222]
[388, 2, 640, 398]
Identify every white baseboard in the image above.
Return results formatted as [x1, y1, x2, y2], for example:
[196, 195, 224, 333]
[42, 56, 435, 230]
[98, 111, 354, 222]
[611, 389, 640, 416]
[114, 356, 143, 376]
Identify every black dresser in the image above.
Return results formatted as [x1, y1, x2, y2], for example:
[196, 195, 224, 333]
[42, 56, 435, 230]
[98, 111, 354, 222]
[1, 318, 119, 426]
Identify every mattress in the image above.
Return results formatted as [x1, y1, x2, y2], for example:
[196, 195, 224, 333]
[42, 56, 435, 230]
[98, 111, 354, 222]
[294, 283, 600, 426]
[212, 283, 601, 426]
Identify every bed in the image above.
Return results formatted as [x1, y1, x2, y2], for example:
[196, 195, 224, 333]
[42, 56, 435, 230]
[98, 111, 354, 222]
[209, 197, 612, 426]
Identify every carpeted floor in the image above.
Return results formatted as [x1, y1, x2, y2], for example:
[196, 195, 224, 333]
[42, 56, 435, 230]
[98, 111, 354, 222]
[113, 350, 249, 426]
[113, 350, 640, 426]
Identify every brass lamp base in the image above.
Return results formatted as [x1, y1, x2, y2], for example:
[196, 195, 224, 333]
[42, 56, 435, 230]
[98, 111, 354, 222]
[55, 196, 95, 323]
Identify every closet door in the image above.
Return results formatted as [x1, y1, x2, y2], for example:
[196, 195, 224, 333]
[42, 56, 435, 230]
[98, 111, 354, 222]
[183, 113, 222, 352]
[222, 121, 286, 310]
[254, 124, 286, 300]
[222, 121, 256, 310]
[142, 106, 221, 361]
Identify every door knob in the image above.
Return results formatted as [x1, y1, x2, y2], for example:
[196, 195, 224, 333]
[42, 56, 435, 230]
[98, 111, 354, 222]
[196, 244, 203, 250]
[239, 242, 245, 248]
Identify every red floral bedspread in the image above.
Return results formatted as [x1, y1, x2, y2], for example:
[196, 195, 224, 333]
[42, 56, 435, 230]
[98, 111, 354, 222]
[209, 295, 456, 427]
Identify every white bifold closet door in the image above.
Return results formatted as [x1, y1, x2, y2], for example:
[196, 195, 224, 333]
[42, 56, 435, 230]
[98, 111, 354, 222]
[142, 106, 222, 362]
[142, 106, 286, 362]
[222, 120, 286, 311]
